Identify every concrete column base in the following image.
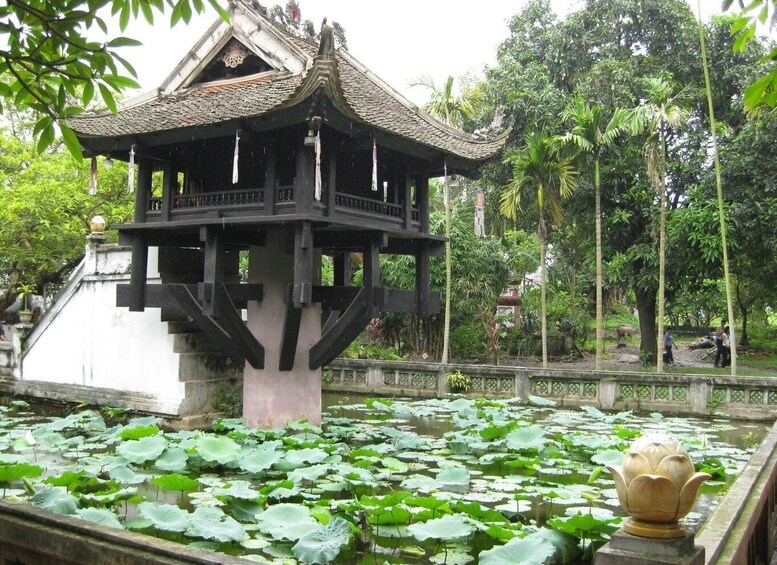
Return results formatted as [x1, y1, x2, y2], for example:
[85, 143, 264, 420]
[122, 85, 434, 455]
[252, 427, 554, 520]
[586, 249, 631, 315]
[595, 530, 704, 565]
[243, 232, 321, 429]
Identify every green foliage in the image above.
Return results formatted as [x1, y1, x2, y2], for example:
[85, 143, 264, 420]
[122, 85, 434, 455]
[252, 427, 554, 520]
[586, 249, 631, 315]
[446, 370, 472, 393]
[0, 127, 134, 311]
[342, 342, 403, 360]
[0, 395, 758, 561]
[0, 0, 228, 155]
[292, 516, 353, 564]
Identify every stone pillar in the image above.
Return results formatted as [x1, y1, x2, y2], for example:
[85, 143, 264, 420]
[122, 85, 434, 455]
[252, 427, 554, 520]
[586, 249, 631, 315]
[11, 324, 32, 380]
[595, 530, 704, 565]
[599, 378, 617, 410]
[243, 230, 322, 428]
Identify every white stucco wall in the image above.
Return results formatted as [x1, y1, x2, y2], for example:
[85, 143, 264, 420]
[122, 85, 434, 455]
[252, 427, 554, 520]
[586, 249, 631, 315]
[20, 245, 186, 414]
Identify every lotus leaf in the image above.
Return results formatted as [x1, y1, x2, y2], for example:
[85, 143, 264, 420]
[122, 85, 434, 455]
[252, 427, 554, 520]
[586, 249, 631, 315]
[240, 537, 271, 549]
[155, 447, 189, 472]
[407, 514, 475, 542]
[437, 467, 471, 490]
[138, 502, 190, 532]
[505, 426, 548, 452]
[195, 435, 241, 464]
[256, 503, 319, 541]
[211, 480, 261, 500]
[238, 445, 282, 474]
[478, 534, 557, 564]
[430, 543, 474, 564]
[151, 473, 199, 493]
[74, 507, 124, 529]
[43, 470, 88, 489]
[288, 463, 330, 484]
[186, 506, 246, 542]
[528, 395, 557, 407]
[120, 424, 160, 440]
[117, 435, 167, 464]
[229, 499, 264, 522]
[281, 447, 330, 469]
[292, 516, 352, 564]
[108, 465, 147, 484]
[591, 449, 626, 466]
[382, 457, 409, 473]
[0, 462, 43, 483]
[33, 487, 80, 514]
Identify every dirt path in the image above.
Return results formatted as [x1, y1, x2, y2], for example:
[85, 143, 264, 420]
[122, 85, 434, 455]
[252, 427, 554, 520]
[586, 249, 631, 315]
[513, 342, 730, 371]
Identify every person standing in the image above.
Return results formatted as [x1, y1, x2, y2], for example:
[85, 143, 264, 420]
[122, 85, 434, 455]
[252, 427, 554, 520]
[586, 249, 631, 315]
[714, 322, 725, 367]
[664, 328, 678, 365]
[721, 326, 731, 368]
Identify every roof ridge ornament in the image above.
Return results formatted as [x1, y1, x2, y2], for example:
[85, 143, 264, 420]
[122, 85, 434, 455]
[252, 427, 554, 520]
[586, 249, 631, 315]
[317, 17, 335, 57]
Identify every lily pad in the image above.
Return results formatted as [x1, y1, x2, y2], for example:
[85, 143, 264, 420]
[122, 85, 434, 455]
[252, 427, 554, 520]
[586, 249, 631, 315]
[256, 503, 319, 541]
[186, 506, 246, 542]
[407, 514, 475, 542]
[292, 516, 352, 564]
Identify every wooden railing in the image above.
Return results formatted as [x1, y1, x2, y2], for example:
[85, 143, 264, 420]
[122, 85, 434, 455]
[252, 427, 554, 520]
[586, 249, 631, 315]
[146, 187, 415, 224]
[174, 189, 263, 209]
[335, 193, 403, 219]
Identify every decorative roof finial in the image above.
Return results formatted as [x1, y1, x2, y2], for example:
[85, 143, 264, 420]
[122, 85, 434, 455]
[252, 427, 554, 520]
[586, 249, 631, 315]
[318, 17, 334, 57]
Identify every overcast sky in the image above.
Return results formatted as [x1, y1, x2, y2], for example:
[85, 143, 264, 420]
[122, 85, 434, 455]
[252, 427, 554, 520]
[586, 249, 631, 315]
[118, 0, 727, 106]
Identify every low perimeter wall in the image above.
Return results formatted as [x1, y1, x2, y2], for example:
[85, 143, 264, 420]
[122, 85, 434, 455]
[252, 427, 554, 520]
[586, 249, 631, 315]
[324, 359, 777, 420]
[0, 500, 246, 565]
[696, 419, 777, 564]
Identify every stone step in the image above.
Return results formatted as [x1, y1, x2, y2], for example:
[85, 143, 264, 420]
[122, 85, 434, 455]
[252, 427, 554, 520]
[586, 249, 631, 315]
[173, 332, 225, 354]
[167, 321, 200, 334]
[178, 352, 243, 381]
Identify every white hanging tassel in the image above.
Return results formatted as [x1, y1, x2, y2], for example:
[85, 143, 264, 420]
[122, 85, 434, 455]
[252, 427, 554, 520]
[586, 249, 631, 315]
[127, 145, 135, 193]
[314, 132, 322, 201]
[371, 139, 378, 191]
[89, 157, 97, 195]
[232, 131, 240, 184]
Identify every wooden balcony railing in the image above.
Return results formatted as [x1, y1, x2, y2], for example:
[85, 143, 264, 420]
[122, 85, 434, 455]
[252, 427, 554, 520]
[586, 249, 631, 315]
[335, 193, 403, 219]
[146, 187, 418, 225]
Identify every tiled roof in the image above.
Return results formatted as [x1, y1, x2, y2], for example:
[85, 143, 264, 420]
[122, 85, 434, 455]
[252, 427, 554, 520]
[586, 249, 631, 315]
[69, 26, 507, 162]
[68, 72, 303, 138]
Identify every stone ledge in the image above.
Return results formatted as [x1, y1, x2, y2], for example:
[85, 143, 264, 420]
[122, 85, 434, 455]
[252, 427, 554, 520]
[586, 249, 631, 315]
[0, 500, 246, 564]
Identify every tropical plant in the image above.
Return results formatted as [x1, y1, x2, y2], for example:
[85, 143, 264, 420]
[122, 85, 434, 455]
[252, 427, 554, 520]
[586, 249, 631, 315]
[500, 129, 578, 367]
[446, 370, 472, 393]
[560, 97, 640, 369]
[411, 75, 475, 365]
[633, 75, 690, 372]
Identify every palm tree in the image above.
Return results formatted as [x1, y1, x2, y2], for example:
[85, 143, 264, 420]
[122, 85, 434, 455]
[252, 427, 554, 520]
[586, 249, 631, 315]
[634, 76, 690, 372]
[411, 75, 474, 364]
[500, 129, 578, 368]
[560, 97, 640, 371]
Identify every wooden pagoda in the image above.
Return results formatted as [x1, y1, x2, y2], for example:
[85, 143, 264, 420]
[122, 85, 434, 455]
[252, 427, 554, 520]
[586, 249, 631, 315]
[69, 2, 508, 427]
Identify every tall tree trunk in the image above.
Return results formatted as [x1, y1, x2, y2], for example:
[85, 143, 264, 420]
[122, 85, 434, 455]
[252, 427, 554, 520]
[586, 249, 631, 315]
[656, 166, 667, 373]
[539, 216, 548, 369]
[635, 285, 657, 365]
[656, 127, 666, 373]
[595, 158, 604, 370]
[441, 177, 451, 364]
[697, 2, 737, 374]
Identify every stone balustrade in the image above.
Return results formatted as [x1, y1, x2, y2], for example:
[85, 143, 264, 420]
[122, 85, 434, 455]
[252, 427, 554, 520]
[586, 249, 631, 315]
[324, 359, 777, 420]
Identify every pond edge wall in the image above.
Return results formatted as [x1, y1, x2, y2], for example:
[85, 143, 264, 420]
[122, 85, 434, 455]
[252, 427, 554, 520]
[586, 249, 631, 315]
[324, 359, 777, 421]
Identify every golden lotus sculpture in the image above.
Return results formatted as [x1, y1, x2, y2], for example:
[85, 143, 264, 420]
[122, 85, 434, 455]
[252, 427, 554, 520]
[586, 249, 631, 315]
[607, 433, 710, 538]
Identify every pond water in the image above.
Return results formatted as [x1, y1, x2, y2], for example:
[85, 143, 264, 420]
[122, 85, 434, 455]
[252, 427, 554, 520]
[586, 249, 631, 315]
[0, 395, 767, 564]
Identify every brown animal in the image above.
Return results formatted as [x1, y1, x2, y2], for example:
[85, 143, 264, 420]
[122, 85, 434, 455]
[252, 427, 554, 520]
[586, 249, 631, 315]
[616, 324, 634, 341]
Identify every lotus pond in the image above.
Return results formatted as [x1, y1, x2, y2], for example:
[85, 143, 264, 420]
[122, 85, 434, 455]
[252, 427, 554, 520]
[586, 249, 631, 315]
[0, 394, 766, 564]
